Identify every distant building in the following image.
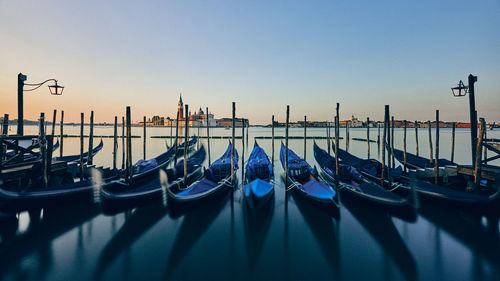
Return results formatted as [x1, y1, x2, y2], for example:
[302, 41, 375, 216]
[189, 107, 216, 127]
[151, 116, 164, 126]
[164, 94, 218, 127]
[349, 115, 363, 127]
[135, 94, 278, 127]
[216, 118, 249, 127]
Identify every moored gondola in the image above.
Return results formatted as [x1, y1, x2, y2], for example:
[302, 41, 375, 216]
[335, 146, 500, 212]
[100, 145, 206, 212]
[166, 142, 238, 213]
[280, 143, 339, 215]
[0, 167, 123, 212]
[243, 141, 274, 209]
[0, 138, 197, 212]
[393, 147, 457, 169]
[5, 139, 59, 162]
[52, 139, 104, 163]
[313, 141, 416, 221]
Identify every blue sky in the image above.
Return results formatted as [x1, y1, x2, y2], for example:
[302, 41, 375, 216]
[0, 0, 499, 124]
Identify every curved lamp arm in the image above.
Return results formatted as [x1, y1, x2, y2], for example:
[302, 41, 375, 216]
[24, 79, 59, 92]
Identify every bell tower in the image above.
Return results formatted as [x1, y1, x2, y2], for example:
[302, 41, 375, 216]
[177, 94, 183, 119]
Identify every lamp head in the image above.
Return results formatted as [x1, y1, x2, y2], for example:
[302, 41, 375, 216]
[451, 80, 467, 97]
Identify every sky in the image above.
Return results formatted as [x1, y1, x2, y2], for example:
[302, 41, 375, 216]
[0, 0, 499, 124]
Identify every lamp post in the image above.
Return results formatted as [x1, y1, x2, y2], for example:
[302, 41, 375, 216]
[17, 73, 64, 135]
[451, 74, 477, 167]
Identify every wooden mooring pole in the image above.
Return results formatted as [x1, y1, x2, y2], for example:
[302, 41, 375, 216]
[60, 111, 64, 158]
[384, 106, 392, 171]
[403, 120, 407, 172]
[39, 113, 48, 187]
[415, 121, 419, 156]
[170, 117, 173, 147]
[381, 105, 388, 184]
[304, 115, 307, 160]
[113, 116, 118, 170]
[242, 116, 245, 181]
[174, 110, 179, 165]
[377, 123, 381, 146]
[88, 111, 94, 165]
[271, 115, 275, 164]
[435, 110, 439, 184]
[329, 120, 332, 151]
[474, 118, 486, 189]
[451, 122, 456, 163]
[391, 116, 395, 168]
[143, 116, 146, 160]
[122, 116, 125, 169]
[483, 127, 487, 162]
[184, 105, 189, 184]
[285, 105, 289, 186]
[327, 120, 331, 155]
[2, 114, 8, 135]
[51, 109, 57, 138]
[428, 120, 433, 165]
[206, 107, 211, 166]
[126, 107, 132, 183]
[335, 103, 340, 178]
[386, 107, 391, 180]
[346, 121, 350, 151]
[197, 121, 201, 150]
[367, 117, 370, 158]
[80, 113, 84, 181]
[231, 102, 235, 184]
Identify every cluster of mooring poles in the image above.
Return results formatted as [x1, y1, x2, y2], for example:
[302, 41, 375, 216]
[3, 71, 494, 194]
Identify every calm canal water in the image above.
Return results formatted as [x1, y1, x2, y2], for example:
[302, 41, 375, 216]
[1, 125, 499, 281]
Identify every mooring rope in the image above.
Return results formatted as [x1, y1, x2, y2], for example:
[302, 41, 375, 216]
[387, 183, 402, 192]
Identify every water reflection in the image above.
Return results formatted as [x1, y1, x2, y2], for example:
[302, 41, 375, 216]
[0, 203, 100, 279]
[0, 215, 18, 243]
[0, 127, 499, 281]
[243, 193, 274, 277]
[283, 190, 290, 281]
[342, 198, 418, 281]
[291, 191, 341, 280]
[164, 191, 230, 279]
[95, 204, 168, 280]
[419, 204, 500, 276]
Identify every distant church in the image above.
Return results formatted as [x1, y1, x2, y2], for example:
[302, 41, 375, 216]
[175, 94, 216, 127]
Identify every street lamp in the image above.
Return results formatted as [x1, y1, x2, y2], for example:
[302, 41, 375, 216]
[17, 72, 64, 135]
[451, 74, 478, 167]
[451, 80, 467, 97]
